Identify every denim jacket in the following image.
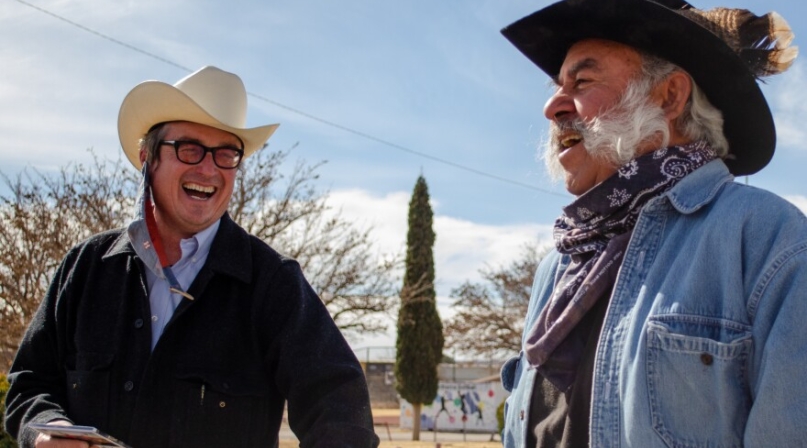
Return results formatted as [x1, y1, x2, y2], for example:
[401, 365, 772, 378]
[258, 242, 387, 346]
[502, 160, 807, 447]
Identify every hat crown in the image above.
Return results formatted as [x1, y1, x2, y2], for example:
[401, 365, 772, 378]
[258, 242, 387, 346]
[174, 66, 248, 128]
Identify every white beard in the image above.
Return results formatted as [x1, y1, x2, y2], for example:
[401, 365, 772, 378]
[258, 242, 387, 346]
[543, 78, 671, 182]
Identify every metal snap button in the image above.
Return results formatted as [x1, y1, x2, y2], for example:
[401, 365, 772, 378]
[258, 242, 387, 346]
[124, 381, 134, 392]
[700, 353, 714, 366]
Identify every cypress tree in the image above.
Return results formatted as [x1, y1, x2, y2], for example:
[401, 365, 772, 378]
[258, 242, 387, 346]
[395, 175, 444, 441]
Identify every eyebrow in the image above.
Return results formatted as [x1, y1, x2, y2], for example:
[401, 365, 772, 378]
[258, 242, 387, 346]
[173, 135, 244, 149]
[552, 57, 600, 85]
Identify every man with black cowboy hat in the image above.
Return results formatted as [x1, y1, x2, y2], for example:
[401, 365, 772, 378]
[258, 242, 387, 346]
[498, 0, 807, 447]
[4, 66, 379, 447]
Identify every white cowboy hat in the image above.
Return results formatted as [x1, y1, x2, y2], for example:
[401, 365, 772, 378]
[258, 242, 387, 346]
[118, 66, 279, 169]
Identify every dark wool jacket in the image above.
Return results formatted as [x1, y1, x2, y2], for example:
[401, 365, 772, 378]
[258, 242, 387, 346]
[5, 214, 379, 448]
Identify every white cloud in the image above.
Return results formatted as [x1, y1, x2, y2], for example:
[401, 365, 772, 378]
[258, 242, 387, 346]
[784, 195, 807, 215]
[326, 188, 554, 352]
[770, 62, 807, 150]
[327, 188, 553, 295]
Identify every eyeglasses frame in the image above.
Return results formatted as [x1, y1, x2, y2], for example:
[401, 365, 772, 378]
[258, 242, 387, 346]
[159, 140, 245, 169]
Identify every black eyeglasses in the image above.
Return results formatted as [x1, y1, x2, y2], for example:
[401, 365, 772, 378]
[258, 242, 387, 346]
[159, 140, 244, 169]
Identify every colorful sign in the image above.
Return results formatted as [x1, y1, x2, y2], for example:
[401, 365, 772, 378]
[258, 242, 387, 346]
[400, 381, 505, 433]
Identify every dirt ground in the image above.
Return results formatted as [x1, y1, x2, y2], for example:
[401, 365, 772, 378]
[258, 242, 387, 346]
[278, 408, 502, 448]
[279, 442, 501, 448]
[279, 440, 501, 448]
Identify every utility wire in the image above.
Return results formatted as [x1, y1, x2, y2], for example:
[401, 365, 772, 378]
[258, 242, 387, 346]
[15, 0, 568, 198]
[15, 0, 193, 73]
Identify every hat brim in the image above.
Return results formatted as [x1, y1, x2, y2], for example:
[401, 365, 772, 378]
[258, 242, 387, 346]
[501, 0, 774, 176]
[118, 81, 279, 170]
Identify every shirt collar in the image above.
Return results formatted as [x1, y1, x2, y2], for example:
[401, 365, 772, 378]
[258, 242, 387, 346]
[173, 219, 220, 269]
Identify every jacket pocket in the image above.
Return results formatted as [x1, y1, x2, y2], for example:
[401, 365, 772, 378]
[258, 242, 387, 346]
[65, 352, 115, 428]
[500, 352, 524, 448]
[646, 315, 752, 448]
[500, 353, 522, 393]
[170, 367, 277, 447]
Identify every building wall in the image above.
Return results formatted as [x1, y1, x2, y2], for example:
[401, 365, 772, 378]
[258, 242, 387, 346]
[364, 362, 399, 408]
[364, 361, 506, 412]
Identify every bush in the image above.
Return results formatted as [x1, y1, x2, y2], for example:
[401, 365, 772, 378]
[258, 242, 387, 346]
[496, 400, 506, 433]
[0, 374, 18, 447]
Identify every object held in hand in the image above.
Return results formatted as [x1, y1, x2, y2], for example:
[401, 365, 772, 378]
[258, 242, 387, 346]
[29, 423, 132, 448]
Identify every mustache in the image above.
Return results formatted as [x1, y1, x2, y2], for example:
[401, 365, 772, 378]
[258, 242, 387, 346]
[548, 119, 590, 152]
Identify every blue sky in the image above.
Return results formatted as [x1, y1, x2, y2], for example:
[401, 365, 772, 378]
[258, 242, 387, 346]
[2, 0, 806, 353]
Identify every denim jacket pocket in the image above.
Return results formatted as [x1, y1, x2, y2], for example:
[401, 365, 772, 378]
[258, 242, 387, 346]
[646, 315, 752, 448]
[501, 353, 522, 393]
[171, 366, 275, 446]
[65, 352, 115, 428]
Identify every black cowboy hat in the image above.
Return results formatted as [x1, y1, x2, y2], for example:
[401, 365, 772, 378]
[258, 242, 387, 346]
[502, 0, 797, 176]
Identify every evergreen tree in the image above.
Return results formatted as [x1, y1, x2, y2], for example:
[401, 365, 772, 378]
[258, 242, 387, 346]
[395, 175, 444, 441]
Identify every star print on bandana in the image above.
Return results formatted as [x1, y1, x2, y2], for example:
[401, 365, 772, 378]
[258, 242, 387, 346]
[608, 188, 631, 207]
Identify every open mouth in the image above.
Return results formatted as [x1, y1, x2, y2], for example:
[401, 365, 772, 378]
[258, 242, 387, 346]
[183, 182, 216, 200]
[559, 133, 583, 151]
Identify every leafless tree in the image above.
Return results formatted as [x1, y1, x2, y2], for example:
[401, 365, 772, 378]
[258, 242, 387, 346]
[0, 146, 399, 372]
[0, 153, 138, 371]
[230, 144, 400, 335]
[444, 242, 553, 359]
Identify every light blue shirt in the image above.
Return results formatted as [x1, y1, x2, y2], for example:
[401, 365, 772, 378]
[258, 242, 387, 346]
[145, 220, 220, 350]
[502, 159, 807, 447]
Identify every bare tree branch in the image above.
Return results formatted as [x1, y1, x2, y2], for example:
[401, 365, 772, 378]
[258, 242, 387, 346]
[443, 242, 553, 359]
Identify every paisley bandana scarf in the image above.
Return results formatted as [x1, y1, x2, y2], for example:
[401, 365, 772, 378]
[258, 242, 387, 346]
[525, 141, 716, 391]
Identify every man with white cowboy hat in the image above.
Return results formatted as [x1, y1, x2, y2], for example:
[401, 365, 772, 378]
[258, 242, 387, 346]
[498, 0, 807, 446]
[4, 66, 379, 447]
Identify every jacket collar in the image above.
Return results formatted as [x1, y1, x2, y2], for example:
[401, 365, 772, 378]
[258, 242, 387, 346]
[663, 159, 734, 214]
[104, 213, 252, 284]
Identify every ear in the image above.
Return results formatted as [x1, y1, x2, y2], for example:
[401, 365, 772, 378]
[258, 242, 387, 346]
[656, 71, 692, 121]
[139, 148, 147, 166]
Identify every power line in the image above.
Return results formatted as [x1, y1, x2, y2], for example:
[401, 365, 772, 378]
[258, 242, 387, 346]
[15, 0, 568, 198]
[15, 0, 193, 73]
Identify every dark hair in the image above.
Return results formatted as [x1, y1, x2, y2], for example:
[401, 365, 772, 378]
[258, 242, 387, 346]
[138, 122, 169, 165]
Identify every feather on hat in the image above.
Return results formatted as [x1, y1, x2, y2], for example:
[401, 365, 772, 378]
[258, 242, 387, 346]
[681, 7, 798, 77]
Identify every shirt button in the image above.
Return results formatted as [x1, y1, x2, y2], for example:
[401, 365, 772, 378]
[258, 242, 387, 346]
[700, 353, 714, 366]
[134, 318, 144, 329]
[152, 315, 158, 322]
[124, 381, 134, 392]
[520, 410, 525, 420]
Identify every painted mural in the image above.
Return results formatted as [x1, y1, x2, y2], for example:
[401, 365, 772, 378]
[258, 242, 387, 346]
[400, 381, 505, 433]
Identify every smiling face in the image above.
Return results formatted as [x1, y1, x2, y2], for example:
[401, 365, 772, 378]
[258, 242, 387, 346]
[141, 121, 240, 242]
[544, 39, 663, 196]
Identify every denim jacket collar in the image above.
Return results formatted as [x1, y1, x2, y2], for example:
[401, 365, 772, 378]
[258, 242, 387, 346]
[663, 159, 734, 214]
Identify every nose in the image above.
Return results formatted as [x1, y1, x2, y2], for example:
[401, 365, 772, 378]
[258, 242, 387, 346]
[196, 151, 219, 175]
[543, 88, 574, 122]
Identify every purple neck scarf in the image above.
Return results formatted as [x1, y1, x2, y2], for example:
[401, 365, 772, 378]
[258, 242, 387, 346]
[525, 141, 717, 392]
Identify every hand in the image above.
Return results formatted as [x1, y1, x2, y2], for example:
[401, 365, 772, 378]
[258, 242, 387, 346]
[34, 420, 90, 448]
